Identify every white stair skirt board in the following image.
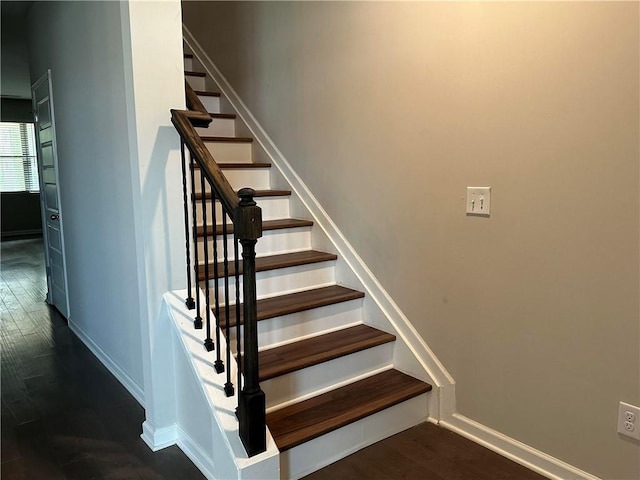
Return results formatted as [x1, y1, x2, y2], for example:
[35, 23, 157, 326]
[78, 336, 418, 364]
[186, 74, 205, 91]
[166, 291, 280, 480]
[439, 414, 602, 480]
[196, 196, 290, 224]
[281, 393, 429, 480]
[263, 345, 394, 411]
[196, 226, 312, 260]
[204, 141, 252, 164]
[196, 118, 236, 137]
[198, 95, 220, 113]
[207, 262, 336, 305]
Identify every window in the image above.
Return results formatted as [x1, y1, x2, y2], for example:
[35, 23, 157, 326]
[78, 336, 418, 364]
[0, 122, 39, 193]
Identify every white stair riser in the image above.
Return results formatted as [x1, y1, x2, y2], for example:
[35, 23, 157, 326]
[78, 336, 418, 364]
[204, 142, 252, 164]
[205, 261, 336, 304]
[229, 299, 364, 351]
[198, 95, 220, 113]
[195, 227, 312, 260]
[263, 343, 394, 411]
[186, 75, 205, 91]
[195, 118, 236, 137]
[184, 57, 193, 71]
[280, 393, 430, 480]
[223, 168, 271, 190]
[192, 168, 271, 192]
[195, 196, 290, 223]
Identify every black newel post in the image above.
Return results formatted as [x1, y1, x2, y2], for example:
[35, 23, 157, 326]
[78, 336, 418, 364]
[234, 188, 266, 457]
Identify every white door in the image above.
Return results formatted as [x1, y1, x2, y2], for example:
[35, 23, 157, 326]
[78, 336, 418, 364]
[32, 70, 70, 319]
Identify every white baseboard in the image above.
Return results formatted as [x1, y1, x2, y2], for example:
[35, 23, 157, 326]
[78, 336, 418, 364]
[440, 414, 601, 480]
[68, 319, 145, 406]
[141, 421, 178, 451]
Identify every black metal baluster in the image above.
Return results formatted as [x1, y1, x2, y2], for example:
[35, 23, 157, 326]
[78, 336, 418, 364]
[223, 213, 234, 397]
[212, 189, 223, 374]
[234, 236, 242, 403]
[200, 174, 214, 351]
[180, 141, 195, 310]
[189, 152, 202, 330]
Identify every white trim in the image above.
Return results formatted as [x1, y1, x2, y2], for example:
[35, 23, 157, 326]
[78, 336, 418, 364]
[440, 414, 601, 480]
[68, 319, 145, 406]
[183, 23, 455, 405]
[141, 421, 178, 452]
[176, 425, 217, 480]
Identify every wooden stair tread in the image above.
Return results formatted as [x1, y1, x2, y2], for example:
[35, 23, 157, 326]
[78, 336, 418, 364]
[194, 90, 221, 97]
[196, 218, 313, 237]
[201, 136, 253, 143]
[184, 53, 193, 59]
[219, 285, 364, 328]
[193, 189, 291, 201]
[209, 113, 236, 119]
[267, 369, 432, 451]
[185, 70, 206, 77]
[192, 162, 271, 169]
[202, 250, 337, 280]
[259, 324, 395, 381]
[219, 162, 270, 168]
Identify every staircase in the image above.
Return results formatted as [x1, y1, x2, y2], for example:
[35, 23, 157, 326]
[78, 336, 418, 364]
[180, 51, 433, 479]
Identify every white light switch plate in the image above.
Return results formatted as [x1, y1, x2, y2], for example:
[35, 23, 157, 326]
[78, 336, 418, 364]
[466, 187, 491, 216]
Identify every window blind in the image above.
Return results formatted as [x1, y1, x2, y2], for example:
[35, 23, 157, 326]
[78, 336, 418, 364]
[0, 122, 39, 193]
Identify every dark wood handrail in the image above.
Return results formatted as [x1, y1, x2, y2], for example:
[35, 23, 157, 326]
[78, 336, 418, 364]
[170, 108, 240, 218]
[185, 81, 210, 122]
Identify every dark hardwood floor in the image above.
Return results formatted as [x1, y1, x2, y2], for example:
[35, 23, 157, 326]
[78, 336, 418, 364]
[1, 238, 546, 480]
[1, 238, 204, 479]
[302, 421, 546, 480]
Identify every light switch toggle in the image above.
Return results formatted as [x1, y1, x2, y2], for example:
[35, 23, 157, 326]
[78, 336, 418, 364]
[466, 187, 491, 216]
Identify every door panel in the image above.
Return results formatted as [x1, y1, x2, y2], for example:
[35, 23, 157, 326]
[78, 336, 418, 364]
[39, 127, 52, 144]
[44, 184, 58, 210]
[37, 98, 51, 126]
[47, 224, 62, 251]
[32, 70, 70, 320]
[42, 167, 55, 184]
[41, 145, 54, 166]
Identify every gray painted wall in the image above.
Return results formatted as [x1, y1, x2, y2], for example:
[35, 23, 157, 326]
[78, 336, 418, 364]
[1, 193, 42, 238]
[1, 6, 41, 239]
[1, 99, 33, 122]
[26, 0, 186, 411]
[1, 3, 32, 99]
[28, 0, 145, 389]
[182, 2, 640, 478]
